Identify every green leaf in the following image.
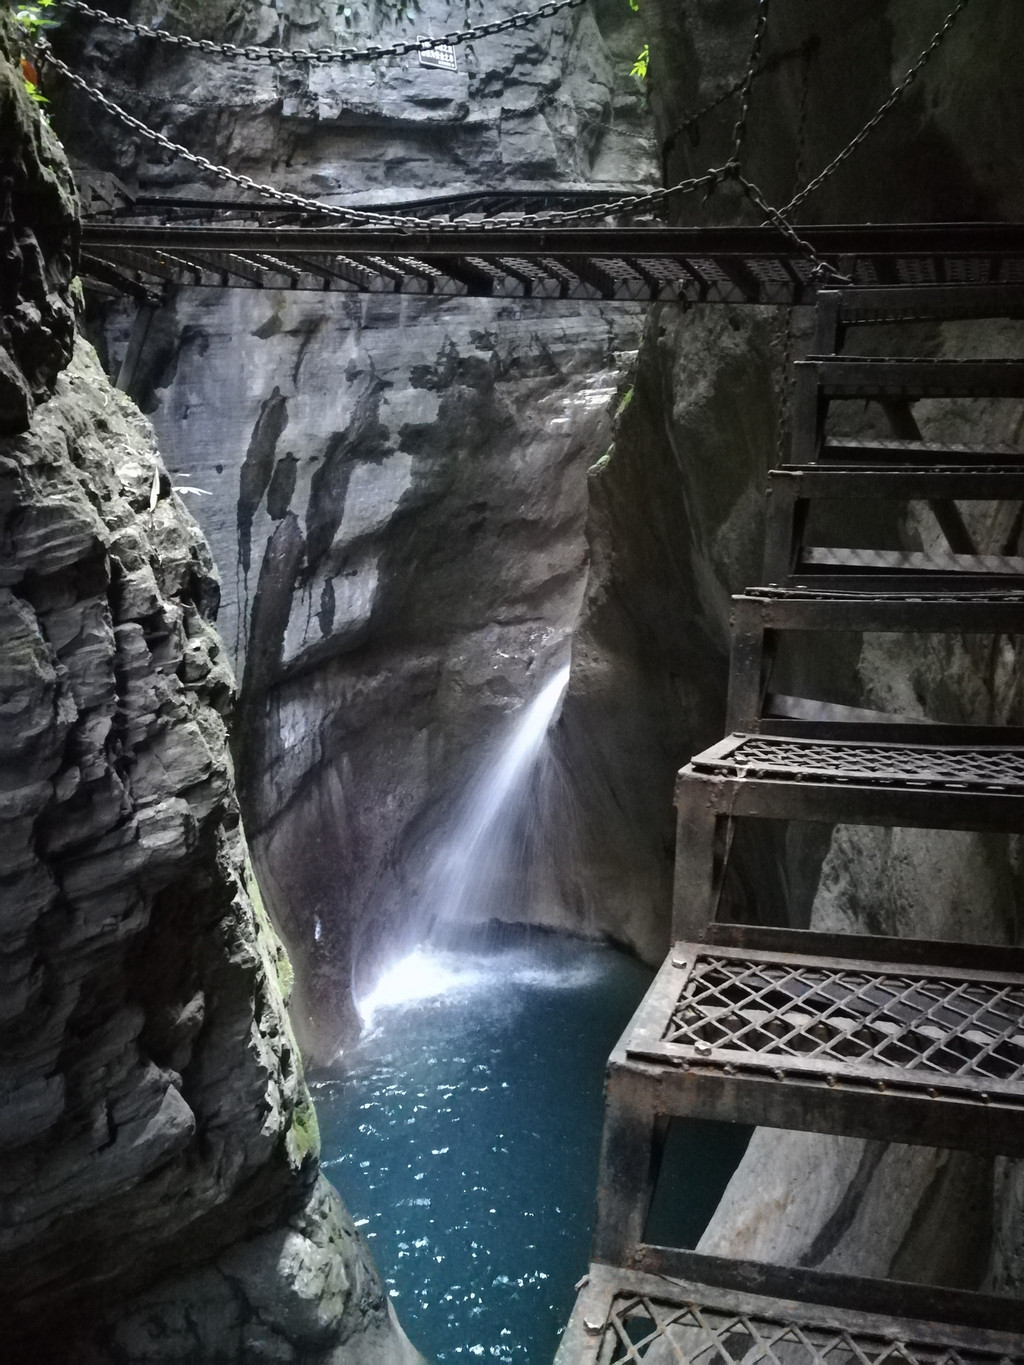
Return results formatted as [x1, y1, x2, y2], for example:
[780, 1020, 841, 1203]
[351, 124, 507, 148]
[630, 43, 649, 80]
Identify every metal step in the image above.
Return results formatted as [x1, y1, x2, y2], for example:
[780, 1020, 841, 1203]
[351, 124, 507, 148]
[787, 568, 1024, 594]
[835, 281, 1024, 325]
[735, 584, 1024, 632]
[821, 436, 1024, 465]
[800, 546, 1024, 575]
[769, 462, 1024, 498]
[796, 356, 1024, 399]
[688, 731, 1024, 800]
[670, 737, 1024, 937]
[614, 928, 1024, 1155]
[555, 1254, 1024, 1363]
[586, 929, 1024, 1273]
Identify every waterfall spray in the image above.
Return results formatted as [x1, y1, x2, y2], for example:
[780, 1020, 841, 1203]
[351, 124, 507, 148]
[357, 664, 571, 1024]
[422, 663, 571, 933]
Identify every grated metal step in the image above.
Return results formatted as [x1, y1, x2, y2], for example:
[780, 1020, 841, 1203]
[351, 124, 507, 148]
[585, 930, 1024, 1273]
[689, 732, 1024, 793]
[835, 281, 1024, 325]
[555, 1256, 1024, 1364]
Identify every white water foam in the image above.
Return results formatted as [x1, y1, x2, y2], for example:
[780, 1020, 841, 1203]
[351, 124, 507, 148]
[357, 943, 602, 1028]
[356, 665, 572, 1025]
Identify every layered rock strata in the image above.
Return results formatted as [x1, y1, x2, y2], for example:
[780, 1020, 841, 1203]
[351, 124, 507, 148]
[1, 22, 420, 1360]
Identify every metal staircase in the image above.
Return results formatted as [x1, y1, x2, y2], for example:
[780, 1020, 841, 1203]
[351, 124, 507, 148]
[554, 285, 1024, 1363]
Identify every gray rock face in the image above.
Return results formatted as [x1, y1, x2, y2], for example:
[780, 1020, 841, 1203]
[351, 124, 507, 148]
[0, 337, 421, 1362]
[60, 0, 657, 1055]
[0, 16, 77, 433]
[0, 39, 422, 1363]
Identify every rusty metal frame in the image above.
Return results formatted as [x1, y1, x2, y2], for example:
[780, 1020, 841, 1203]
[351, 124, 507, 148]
[589, 931, 1024, 1270]
[554, 1258, 1024, 1363]
[79, 222, 1024, 305]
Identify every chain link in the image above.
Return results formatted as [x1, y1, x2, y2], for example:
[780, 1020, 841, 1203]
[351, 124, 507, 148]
[779, 0, 970, 217]
[39, 40, 724, 230]
[58, 0, 588, 66]
[731, 0, 772, 161]
[737, 173, 851, 285]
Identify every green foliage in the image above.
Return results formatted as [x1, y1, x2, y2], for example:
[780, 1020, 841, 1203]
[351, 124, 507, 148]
[13, 1, 56, 35]
[625, 1, 647, 82]
[12, 2, 56, 105]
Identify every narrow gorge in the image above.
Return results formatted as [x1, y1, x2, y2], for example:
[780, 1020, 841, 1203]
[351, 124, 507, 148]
[3, 0, 1024, 1360]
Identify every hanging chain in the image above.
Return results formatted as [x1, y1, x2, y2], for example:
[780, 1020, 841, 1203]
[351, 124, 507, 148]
[779, 0, 970, 217]
[57, 0, 588, 66]
[38, 40, 726, 230]
[737, 173, 851, 285]
[730, 0, 772, 160]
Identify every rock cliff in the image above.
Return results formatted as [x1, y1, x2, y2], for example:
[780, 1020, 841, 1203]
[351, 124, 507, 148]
[56, 0, 657, 1055]
[0, 20, 421, 1360]
[40, 0, 1024, 1298]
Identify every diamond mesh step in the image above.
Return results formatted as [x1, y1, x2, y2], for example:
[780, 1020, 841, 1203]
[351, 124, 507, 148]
[691, 733, 1024, 792]
[648, 946, 1024, 1087]
[555, 1260, 1024, 1364]
[608, 932, 1024, 1152]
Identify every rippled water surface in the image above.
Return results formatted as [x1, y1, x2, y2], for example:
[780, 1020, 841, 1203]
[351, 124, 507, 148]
[312, 930, 746, 1363]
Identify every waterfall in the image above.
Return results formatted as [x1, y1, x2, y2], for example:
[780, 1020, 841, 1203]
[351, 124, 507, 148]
[422, 663, 571, 933]
[357, 664, 570, 1024]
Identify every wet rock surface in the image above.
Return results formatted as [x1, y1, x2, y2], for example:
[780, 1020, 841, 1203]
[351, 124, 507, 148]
[0, 338, 421, 1362]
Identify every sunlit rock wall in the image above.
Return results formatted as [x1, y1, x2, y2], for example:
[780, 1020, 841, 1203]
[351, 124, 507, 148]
[0, 20, 421, 1359]
[57, 0, 656, 1056]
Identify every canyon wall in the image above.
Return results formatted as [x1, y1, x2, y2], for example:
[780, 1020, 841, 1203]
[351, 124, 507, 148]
[47, 0, 1024, 1296]
[56, 0, 657, 1054]
[0, 20, 422, 1360]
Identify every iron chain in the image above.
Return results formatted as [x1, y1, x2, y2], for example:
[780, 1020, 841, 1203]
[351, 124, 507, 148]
[731, 0, 772, 161]
[779, 0, 970, 216]
[58, 0, 588, 66]
[737, 173, 851, 285]
[39, 40, 724, 230]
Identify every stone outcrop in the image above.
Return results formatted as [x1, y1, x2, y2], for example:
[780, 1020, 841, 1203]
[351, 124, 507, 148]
[0, 21, 421, 1360]
[0, 27, 76, 434]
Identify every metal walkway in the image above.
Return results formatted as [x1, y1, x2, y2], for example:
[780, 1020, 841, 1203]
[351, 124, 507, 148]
[555, 283, 1024, 1362]
[79, 217, 1024, 305]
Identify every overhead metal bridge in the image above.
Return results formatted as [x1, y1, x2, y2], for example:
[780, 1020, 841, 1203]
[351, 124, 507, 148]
[79, 212, 1024, 307]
